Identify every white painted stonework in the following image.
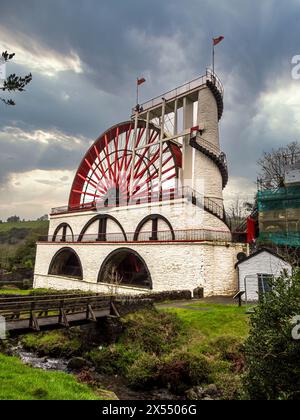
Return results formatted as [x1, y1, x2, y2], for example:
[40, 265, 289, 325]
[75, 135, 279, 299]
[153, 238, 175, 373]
[48, 198, 230, 240]
[34, 240, 246, 297]
[237, 251, 292, 301]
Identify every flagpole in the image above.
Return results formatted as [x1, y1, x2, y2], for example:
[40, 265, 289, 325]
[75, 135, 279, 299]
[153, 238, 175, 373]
[136, 78, 139, 107]
[212, 41, 215, 75]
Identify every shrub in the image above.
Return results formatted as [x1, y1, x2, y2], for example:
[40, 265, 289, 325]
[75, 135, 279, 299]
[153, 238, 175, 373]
[158, 351, 211, 394]
[126, 353, 160, 389]
[243, 270, 300, 400]
[120, 309, 184, 354]
[213, 372, 243, 400]
[87, 344, 140, 376]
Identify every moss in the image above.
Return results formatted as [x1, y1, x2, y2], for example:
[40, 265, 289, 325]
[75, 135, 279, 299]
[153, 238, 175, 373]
[21, 330, 82, 357]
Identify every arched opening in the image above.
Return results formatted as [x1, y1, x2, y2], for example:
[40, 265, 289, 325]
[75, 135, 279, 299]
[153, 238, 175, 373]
[48, 248, 83, 279]
[134, 214, 175, 241]
[98, 248, 152, 289]
[52, 223, 74, 242]
[78, 214, 127, 242]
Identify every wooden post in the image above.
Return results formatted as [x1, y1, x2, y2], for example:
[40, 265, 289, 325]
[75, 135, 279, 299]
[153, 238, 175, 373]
[86, 304, 96, 322]
[29, 303, 40, 331]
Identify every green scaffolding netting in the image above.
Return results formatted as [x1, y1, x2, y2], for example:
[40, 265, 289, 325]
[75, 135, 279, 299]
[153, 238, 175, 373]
[258, 186, 300, 246]
[259, 232, 300, 247]
[258, 186, 300, 211]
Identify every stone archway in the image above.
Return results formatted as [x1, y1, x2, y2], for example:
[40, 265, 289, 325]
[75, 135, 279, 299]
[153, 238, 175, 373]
[98, 248, 152, 289]
[48, 248, 83, 279]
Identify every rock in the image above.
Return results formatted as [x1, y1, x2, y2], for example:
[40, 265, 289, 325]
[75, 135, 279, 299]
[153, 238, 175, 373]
[193, 287, 204, 299]
[67, 357, 91, 371]
[186, 386, 205, 400]
[186, 384, 220, 400]
[203, 384, 219, 398]
[96, 389, 119, 400]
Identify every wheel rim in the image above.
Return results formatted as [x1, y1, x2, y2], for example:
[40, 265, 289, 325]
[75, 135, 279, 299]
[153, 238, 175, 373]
[69, 120, 182, 208]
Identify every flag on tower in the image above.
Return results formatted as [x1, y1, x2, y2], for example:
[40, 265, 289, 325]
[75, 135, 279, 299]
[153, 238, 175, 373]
[213, 36, 224, 46]
[137, 77, 146, 86]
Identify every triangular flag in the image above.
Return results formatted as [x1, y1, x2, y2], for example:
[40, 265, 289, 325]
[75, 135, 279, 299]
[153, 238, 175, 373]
[213, 36, 224, 46]
[137, 77, 146, 86]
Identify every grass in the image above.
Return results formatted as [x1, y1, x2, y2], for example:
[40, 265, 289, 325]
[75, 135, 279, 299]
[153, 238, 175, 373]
[0, 289, 51, 296]
[159, 302, 250, 399]
[0, 353, 101, 400]
[0, 288, 95, 296]
[161, 302, 250, 354]
[0, 220, 48, 233]
[0, 289, 33, 295]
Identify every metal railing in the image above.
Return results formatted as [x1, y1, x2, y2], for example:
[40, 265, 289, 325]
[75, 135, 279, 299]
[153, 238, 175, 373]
[137, 69, 223, 113]
[196, 136, 227, 165]
[51, 186, 219, 214]
[38, 227, 232, 244]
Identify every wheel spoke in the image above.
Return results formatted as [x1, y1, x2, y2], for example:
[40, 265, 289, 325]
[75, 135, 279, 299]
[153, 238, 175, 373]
[69, 122, 180, 207]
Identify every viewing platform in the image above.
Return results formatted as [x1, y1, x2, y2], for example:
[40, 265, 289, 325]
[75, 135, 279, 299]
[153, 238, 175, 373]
[133, 68, 224, 121]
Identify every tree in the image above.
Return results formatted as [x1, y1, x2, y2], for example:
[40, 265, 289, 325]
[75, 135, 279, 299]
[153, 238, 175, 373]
[258, 141, 300, 190]
[0, 51, 32, 106]
[7, 215, 20, 223]
[37, 215, 48, 221]
[244, 270, 300, 400]
[226, 196, 254, 231]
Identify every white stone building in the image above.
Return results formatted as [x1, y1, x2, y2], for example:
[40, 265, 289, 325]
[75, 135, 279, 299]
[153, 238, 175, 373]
[236, 248, 292, 302]
[34, 70, 247, 296]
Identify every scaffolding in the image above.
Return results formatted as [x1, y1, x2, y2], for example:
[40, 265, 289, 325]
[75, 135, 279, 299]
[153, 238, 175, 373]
[258, 185, 300, 246]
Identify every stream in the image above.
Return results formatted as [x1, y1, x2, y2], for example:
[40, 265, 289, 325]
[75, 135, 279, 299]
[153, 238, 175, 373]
[8, 342, 179, 400]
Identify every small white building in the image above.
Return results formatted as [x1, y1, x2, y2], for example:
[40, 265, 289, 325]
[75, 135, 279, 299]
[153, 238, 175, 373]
[236, 248, 292, 302]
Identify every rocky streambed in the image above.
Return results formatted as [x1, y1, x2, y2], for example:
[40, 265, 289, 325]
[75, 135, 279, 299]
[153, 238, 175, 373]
[5, 340, 179, 400]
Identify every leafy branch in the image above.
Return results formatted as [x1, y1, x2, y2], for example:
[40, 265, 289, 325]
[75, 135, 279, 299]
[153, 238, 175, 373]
[0, 51, 32, 106]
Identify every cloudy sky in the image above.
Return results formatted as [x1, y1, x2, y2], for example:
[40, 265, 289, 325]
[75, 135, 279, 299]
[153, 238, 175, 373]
[0, 0, 300, 220]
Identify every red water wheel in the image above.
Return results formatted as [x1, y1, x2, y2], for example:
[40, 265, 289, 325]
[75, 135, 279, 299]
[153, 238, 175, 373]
[69, 120, 182, 209]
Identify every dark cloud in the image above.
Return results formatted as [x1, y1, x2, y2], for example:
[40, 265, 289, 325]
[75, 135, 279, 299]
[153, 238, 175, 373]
[0, 0, 300, 216]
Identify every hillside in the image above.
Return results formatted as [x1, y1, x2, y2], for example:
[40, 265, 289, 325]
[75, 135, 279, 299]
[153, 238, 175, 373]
[0, 220, 49, 272]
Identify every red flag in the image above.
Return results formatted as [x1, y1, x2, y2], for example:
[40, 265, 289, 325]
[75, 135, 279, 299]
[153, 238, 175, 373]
[247, 217, 256, 244]
[137, 77, 146, 86]
[213, 36, 224, 46]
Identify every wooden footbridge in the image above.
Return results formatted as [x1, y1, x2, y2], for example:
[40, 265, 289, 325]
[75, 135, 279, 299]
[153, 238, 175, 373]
[0, 294, 121, 334]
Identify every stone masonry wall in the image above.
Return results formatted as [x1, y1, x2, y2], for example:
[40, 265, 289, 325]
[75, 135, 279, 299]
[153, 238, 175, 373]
[34, 241, 246, 297]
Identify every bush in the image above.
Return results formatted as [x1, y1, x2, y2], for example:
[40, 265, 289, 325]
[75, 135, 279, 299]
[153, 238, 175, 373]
[214, 372, 243, 400]
[120, 309, 184, 354]
[126, 353, 160, 389]
[158, 351, 211, 394]
[243, 270, 300, 400]
[87, 344, 140, 376]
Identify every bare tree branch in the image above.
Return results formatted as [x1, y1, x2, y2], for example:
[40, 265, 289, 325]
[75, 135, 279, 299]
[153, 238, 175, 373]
[258, 141, 300, 189]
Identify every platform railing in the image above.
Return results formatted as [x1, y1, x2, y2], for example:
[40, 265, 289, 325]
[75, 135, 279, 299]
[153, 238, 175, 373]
[51, 186, 216, 214]
[38, 227, 232, 244]
[136, 69, 223, 113]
